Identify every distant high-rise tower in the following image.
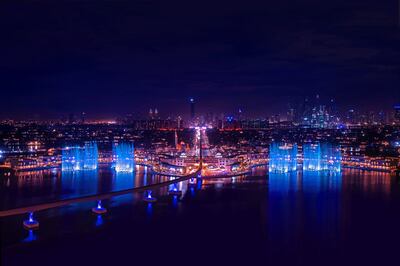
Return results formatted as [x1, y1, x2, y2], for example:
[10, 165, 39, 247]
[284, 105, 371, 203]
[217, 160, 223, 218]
[394, 104, 400, 123]
[190, 98, 195, 120]
[177, 116, 183, 129]
[149, 108, 153, 119]
[81, 112, 86, 124]
[174, 130, 178, 149]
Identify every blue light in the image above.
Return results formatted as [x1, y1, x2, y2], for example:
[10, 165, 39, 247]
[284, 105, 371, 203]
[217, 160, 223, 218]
[269, 142, 298, 173]
[28, 212, 34, 223]
[97, 200, 102, 209]
[197, 179, 202, 190]
[146, 203, 153, 217]
[95, 215, 103, 227]
[23, 212, 39, 229]
[92, 200, 107, 214]
[113, 142, 135, 173]
[22, 230, 37, 243]
[62, 142, 98, 171]
[83, 142, 98, 170]
[172, 195, 178, 208]
[303, 142, 341, 172]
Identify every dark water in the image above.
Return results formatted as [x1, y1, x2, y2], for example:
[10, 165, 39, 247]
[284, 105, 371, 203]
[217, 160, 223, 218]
[0, 165, 169, 210]
[2, 167, 400, 266]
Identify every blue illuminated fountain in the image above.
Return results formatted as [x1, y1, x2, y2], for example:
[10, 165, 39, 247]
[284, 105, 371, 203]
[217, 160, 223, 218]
[143, 190, 157, 202]
[83, 142, 98, 170]
[113, 142, 135, 173]
[189, 177, 196, 186]
[23, 212, 39, 229]
[303, 142, 341, 172]
[62, 142, 98, 171]
[62, 146, 82, 171]
[168, 182, 182, 196]
[92, 200, 107, 214]
[269, 142, 298, 173]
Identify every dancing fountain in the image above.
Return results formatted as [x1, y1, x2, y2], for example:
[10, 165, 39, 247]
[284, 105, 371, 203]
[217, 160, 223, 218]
[92, 200, 107, 214]
[113, 142, 135, 173]
[269, 142, 298, 173]
[23, 212, 39, 229]
[83, 142, 98, 170]
[143, 190, 157, 203]
[168, 183, 182, 196]
[62, 142, 98, 171]
[303, 142, 341, 172]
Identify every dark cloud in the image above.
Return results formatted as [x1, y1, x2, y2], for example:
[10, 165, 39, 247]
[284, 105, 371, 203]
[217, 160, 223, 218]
[0, 0, 399, 119]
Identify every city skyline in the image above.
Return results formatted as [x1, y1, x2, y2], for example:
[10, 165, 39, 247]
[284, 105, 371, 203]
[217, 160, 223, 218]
[1, 94, 400, 122]
[2, 1, 400, 266]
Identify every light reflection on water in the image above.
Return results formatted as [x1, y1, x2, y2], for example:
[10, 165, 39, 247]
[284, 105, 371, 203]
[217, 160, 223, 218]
[95, 215, 103, 227]
[266, 168, 393, 258]
[0, 166, 172, 210]
[1, 164, 399, 266]
[22, 230, 37, 243]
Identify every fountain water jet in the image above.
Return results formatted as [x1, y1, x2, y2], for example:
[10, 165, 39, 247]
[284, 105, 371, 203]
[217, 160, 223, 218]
[269, 142, 298, 173]
[92, 200, 107, 214]
[113, 142, 135, 173]
[23, 212, 39, 230]
[143, 190, 157, 203]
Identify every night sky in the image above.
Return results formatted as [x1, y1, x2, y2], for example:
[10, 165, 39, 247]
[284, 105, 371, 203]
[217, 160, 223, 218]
[1, 0, 400, 119]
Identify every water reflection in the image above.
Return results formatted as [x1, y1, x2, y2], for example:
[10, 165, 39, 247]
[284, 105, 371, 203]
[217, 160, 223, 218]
[266, 168, 395, 263]
[268, 172, 299, 195]
[22, 230, 37, 243]
[61, 170, 99, 199]
[0, 166, 168, 210]
[95, 215, 104, 227]
[146, 203, 153, 218]
[342, 169, 392, 196]
[302, 171, 342, 194]
[267, 171, 343, 255]
[172, 195, 178, 208]
[189, 186, 195, 197]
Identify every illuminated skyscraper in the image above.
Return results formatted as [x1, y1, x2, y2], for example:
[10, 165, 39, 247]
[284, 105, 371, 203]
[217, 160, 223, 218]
[174, 130, 179, 149]
[190, 98, 195, 120]
[394, 104, 400, 123]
